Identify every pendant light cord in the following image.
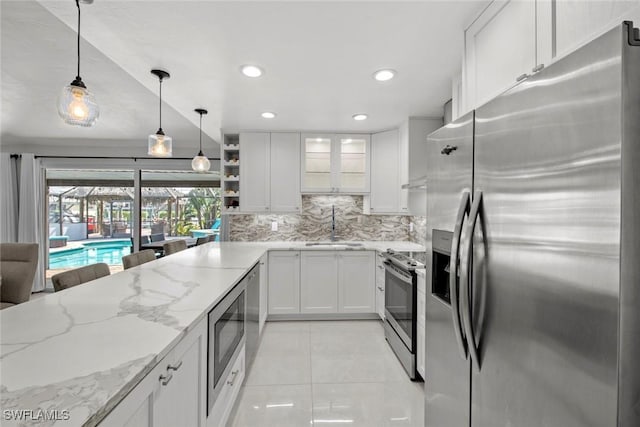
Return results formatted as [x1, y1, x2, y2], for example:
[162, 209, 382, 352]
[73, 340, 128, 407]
[76, 0, 81, 78]
[199, 113, 203, 151]
[159, 77, 163, 130]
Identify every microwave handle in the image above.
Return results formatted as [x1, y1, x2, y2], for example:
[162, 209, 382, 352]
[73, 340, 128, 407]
[450, 192, 470, 360]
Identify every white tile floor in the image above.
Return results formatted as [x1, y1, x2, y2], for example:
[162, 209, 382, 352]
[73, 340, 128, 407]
[228, 320, 424, 427]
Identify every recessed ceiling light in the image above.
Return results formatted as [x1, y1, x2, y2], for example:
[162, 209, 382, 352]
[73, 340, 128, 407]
[241, 65, 263, 78]
[261, 112, 276, 119]
[352, 114, 368, 121]
[373, 69, 396, 82]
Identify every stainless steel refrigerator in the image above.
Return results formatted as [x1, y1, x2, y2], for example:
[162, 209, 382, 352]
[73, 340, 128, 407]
[424, 21, 640, 427]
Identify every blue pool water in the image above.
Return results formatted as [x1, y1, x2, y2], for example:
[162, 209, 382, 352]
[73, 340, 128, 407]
[49, 240, 131, 269]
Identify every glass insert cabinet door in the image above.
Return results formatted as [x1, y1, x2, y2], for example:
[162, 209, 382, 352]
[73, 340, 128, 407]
[301, 134, 370, 193]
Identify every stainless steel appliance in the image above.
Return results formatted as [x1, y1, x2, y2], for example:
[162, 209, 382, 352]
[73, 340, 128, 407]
[244, 264, 260, 375]
[383, 249, 420, 380]
[207, 279, 245, 415]
[424, 22, 640, 427]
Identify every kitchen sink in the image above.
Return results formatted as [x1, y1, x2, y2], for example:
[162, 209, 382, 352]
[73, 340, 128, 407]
[305, 242, 363, 248]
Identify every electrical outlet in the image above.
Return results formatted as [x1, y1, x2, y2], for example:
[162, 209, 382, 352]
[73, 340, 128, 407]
[409, 222, 414, 233]
[271, 221, 278, 231]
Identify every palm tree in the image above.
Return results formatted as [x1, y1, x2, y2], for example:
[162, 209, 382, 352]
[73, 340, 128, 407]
[184, 188, 221, 229]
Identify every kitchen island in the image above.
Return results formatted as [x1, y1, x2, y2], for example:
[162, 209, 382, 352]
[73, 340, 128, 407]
[0, 241, 424, 427]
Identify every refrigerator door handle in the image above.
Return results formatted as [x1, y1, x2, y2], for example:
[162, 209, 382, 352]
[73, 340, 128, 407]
[450, 191, 470, 360]
[461, 190, 483, 371]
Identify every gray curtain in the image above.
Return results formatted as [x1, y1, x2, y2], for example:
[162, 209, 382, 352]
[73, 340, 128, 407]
[0, 153, 18, 243]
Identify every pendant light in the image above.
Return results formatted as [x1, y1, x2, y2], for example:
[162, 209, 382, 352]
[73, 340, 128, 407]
[57, 0, 99, 127]
[192, 108, 210, 172]
[148, 69, 172, 157]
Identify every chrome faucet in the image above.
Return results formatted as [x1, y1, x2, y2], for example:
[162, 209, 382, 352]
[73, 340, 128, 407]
[330, 205, 336, 242]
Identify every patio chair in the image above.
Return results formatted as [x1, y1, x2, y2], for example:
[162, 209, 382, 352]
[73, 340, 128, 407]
[51, 263, 110, 292]
[196, 237, 209, 246]
[130, 236, 151, 251]
[0, 243, 38, 310]
[150, 233, 165, 242]
[122, 250, 156, 269]
[163, 240, 187, 256]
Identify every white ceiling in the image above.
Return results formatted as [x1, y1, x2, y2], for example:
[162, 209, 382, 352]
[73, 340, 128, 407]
[2, 0, 487, 152]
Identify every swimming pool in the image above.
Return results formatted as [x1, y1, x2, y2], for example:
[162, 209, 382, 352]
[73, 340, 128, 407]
[49, 240, 131, 269]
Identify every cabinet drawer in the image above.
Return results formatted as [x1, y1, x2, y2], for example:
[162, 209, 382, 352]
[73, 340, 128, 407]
[207, 346, 245, 427]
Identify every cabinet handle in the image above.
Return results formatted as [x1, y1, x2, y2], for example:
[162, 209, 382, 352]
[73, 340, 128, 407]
[159, 372, 173, 386]
[295, 253, 299, 257]
[532, 63, 544, 73]
[167, 360, 183, 371]
[516, 73, 530, 82]
[377, 286, 384, 291]
[377, 265, 384, 269]
[227, 369, 240, 386]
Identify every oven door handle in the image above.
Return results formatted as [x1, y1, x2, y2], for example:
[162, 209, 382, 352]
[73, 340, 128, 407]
[383, 262, 413, 284]
[461, 190, 483, 372]
[450, 192, 470, 360]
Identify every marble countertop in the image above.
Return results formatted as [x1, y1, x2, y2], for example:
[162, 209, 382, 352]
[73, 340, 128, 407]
[0, 241, 424, 427]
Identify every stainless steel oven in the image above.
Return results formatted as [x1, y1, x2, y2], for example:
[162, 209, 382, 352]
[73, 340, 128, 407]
[383, 250, 419, 380]
[207, 280, 245, 414]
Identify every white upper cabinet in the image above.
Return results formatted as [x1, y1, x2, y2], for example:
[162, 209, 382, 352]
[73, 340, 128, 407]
[555, 1, 640, 59]
[368, 128, 403, 214]
[301, 134, 370, 194]
[461, 0, 640, 113]
[235, 132, 301, 214]
[270, 133, 302, 212]
[240, 132, 270, 212]
[464, 0, 538, 111]
[336, 134, 370, 193]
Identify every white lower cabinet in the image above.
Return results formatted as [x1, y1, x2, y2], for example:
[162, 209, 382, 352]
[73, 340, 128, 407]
[338, 252, 375, 313]
[268, 251, 301, 315]
[298, 251, 375, 315]
[301, 252, 339, 313]
[375, 252, 386, 320]
[416, 269, 426, 379]
[99, 318, 207, 427]
[153, 324, 205, 427]
[207, 346, 245, 427]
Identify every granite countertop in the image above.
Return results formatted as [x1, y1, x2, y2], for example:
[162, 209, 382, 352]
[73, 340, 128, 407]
[0, 241, 424, 427]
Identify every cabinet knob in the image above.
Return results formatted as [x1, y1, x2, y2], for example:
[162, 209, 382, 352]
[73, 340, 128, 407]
[532, 64, 545, 73]
[167, 360, 183, 371]
[159, 372, 173, 386]
[516, 73, 530, 82]
[227, 369, 240, 386]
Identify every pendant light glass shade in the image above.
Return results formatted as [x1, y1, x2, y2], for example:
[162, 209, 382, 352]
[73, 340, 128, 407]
[149, 69, 172, 157]
[192, 151, 210, 172]
[58, 80, 99, 126]
[148, 131, 172, 157]
[192, 108, 210, 171]
[58, 1, 99, 127]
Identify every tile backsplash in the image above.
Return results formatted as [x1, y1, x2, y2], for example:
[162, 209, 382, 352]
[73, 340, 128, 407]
[409, 216, 427, 247]
[229, 195, 416, 242]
